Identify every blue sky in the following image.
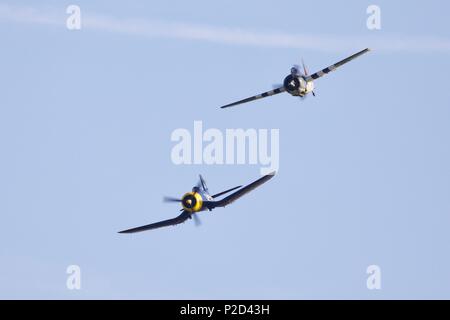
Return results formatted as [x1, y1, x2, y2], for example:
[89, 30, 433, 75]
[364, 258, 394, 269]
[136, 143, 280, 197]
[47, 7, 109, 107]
[0, 1, 449, 299]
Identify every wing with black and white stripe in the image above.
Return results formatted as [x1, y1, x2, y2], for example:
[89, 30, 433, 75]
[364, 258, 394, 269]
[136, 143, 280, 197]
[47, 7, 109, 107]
[220, 87, 285, 109]
[305, 48, 370, 82]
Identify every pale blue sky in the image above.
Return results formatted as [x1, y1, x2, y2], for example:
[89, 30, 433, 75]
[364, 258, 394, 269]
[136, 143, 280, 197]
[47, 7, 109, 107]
[0, 1, 449, 299]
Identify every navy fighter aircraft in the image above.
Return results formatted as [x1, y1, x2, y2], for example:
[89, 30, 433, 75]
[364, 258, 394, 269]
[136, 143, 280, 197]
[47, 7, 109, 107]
[118, 172, 275, 233]
[220, 48, 370, 109]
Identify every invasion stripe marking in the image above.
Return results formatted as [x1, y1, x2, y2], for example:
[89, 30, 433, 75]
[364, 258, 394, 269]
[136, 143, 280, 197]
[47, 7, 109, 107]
[305, 48, 369, 82]
[220, 87, 286, 108]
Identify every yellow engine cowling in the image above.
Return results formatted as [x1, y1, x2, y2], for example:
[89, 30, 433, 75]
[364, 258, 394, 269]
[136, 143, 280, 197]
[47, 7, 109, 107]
[181, 192, 203, 212]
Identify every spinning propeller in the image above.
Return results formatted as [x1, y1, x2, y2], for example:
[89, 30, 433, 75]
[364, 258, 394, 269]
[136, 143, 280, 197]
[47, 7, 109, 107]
[162, 175, 207, 226]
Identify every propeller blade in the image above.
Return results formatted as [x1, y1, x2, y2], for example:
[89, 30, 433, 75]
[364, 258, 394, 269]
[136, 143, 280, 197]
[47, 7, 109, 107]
[192, 213, 202, 227]
[312, 91, 316, 97]
[163, 196, 182, 203]
[301, 58, 309, 76]
[199, 174, 208, 192]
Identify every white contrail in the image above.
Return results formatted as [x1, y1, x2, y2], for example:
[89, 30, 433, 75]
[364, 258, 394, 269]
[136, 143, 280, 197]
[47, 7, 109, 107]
[0, 4, 449, 53]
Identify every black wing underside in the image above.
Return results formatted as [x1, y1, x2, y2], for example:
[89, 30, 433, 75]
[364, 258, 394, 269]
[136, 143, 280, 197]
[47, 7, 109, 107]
[220, 87, 285, 109]
[118, 210, 191, 234]
[211, 172, 275, 208]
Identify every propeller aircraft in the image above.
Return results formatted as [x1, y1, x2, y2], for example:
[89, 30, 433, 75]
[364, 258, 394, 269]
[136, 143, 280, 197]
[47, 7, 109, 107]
[220, 48, 370, 109]
[118, 172, 275, 234]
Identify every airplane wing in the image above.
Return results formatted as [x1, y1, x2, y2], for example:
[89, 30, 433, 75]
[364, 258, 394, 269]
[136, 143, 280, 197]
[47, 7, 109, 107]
[211, 172, 276, 208]
[305, 48, 370, 82]
[118, 210, 191, 234]
[220, 87, 285, 109]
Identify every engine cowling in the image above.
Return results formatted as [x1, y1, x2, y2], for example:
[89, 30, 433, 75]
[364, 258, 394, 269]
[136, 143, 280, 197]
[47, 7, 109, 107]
[181, 192, 203, 212]
[283, 74, 300, 93]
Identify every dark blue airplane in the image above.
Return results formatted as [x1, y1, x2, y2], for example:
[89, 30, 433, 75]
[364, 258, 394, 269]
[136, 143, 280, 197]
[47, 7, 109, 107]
[119, 172, 275, 233]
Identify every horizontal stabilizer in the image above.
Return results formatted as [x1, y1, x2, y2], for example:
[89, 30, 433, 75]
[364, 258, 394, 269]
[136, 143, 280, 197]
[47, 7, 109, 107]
[212, 185, 242, 198]
[211, 172, 276, 208]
